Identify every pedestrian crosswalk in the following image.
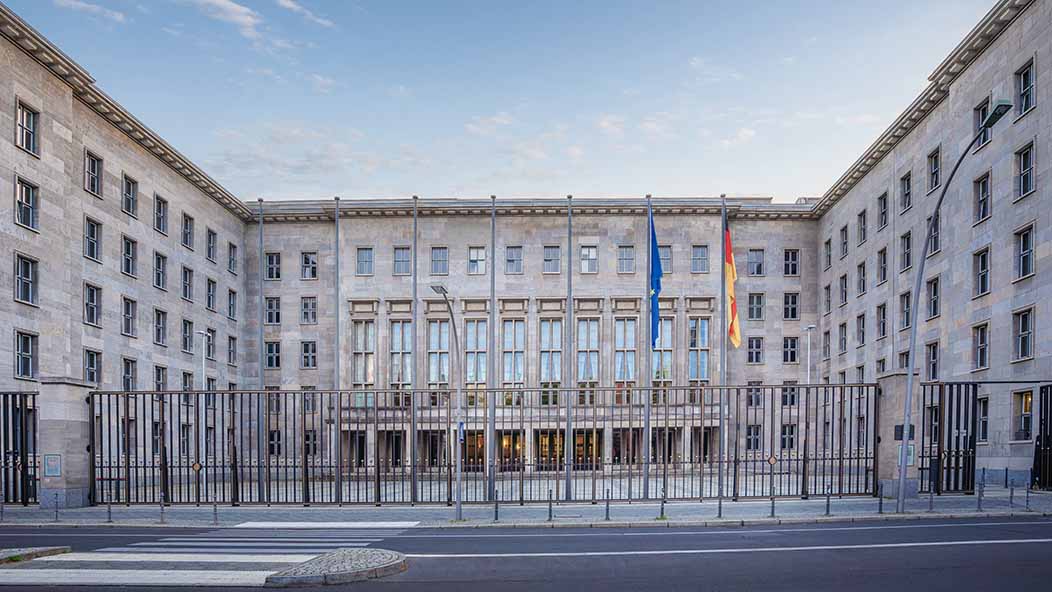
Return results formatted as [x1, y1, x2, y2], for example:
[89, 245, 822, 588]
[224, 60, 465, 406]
[0, 524, 410, 587]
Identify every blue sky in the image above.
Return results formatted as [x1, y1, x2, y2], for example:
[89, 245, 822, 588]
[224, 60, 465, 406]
[11, 0, 996, 202]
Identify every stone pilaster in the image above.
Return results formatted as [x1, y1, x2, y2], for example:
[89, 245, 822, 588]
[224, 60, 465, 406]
[38, 376, 94, 508]
[875, 370, 922, 498]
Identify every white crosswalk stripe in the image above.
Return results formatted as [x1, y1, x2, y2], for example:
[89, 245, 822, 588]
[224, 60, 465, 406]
[1, 525, 409, 587]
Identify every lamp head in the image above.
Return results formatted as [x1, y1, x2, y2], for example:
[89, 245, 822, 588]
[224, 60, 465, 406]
[982, 99, 1012, 128]
[430, 284, 448, 296]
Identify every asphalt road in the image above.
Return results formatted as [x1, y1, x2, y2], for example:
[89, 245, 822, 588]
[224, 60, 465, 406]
[2, 517, 1051, 591]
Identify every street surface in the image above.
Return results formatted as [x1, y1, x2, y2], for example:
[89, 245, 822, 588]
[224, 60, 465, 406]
[1, 517, 1051, 590]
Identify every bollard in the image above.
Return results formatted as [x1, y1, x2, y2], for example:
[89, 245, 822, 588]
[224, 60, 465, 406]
[106, 501, 113, 524]
[1, 500, 5, 523]
[717, 496, 723, 519]
[159, 500, 166, 525]
[770, 496, 775, 518]
[547, 489, 553, 522]
[825, 487, 831, 516]
[928, 485, 934, 513]
[494, 492, 499, 523]
[1009, 486, 1015, 508]
[53, 493, 59, 523]
[1004, 467, 1009, 488]
[977, 481, 984, 512]
[1026, 476, 1032, 512]
[213, 502, 219, 526]
[878, 484, 884, 515]
[660, 496, 666, 520]
[604, 489, 611, 521]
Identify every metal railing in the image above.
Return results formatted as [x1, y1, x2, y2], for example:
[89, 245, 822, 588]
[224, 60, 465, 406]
[1, 391, 37, 505]
[88, 384, 877, 505]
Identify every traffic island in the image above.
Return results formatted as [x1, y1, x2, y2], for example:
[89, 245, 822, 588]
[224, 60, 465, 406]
[0, 547, 70, 564]
[265, 548, 406, 587]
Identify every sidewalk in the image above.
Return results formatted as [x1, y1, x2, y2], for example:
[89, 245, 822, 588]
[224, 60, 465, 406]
[2, 488, 1049, 529]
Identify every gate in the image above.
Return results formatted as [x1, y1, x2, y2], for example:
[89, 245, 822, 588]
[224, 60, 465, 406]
[89, 385, 876, 505]
[1037, 385, 1052, 490]
[919, 383, 978, 494]
[1, 392, 37, 505]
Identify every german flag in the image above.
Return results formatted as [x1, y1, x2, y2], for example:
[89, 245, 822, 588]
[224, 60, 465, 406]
[724, 214, 741, 348]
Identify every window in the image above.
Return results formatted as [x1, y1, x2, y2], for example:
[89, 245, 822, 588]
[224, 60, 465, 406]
[390, 320, 412, 392]
[783, 293, 799, 320]
[182, 372, 194, 392]
[268, 430, 282, 455]
[973, 248, 990, 296]
[265, 252, 281, 279]
[747, 249, 764, 275]
[840, 225, 849, 258]
[1016, 143, 1034, 198]
[265, 341, 281, 369]
[923, 276, 940, 319]
[927, 213, 940, 254]
[206, 279, 216, 311]
[227, 336, 237, 365]
[84, 151, 102, 196]
[747, 336, 763, 364]
[83, 283, 101, 326]
[580, 246, 598, 273]
[181, 267, 193, 301]
[205, 328, 216, 359]
[822, 331, 830, 359]
[300, 296, 317, 324]
[857, 262, 867, 295]
[539, 319, 562, 401]
[301, 251, 318, 279]
[783, 336, 798, 364]
[838, 323, 847, 354]
[428, 319, 450, 388]
[823, 285, 831, 314]
[84, 349, 101, 384]
[431, 246, 448, 275]
[823, 240, 832, 270]
[973, 323, 989, 370]
[301, 341, 317, 369]
[16, 101, 38, 154]
[121, 236, 138, 276]
[658, 245, 672, 274]
[464, 247, 486, 276]
[900, 232, 911, 271]
[15, 331, 37, 379]
[876, 303, 887, 339]
[153, 252, 167, 290]
[927, 149, 940, 191]
[181, 214, 194, 249]
[687, 317, 709, 383]
[121, 297, 137, 337]
[1014, 308, 1034, 361]
[746, 425, 761, 451]
[1015, 225, 1034, 278]
[84, 218, 101, 261]
[543, 245, 560, 273]
[502, 319, 526, 398]
[975, 99, 991, 147]
[154, 196, 168, 233]
[781, 382, 798, 406]
[857, 211, 867, 245]
[505, 246, 523, 274]
[838, 275, 848, 306]
[352, 320, 376, 389]
[899, 291, 911, 330]
[747, 293, 764, 320]
[877, 248, 887, 284]
[153, 309, 167, 346]
[205, 229, 217, 262]
[121, 358, 138, 390]
[977, 398, 989, 442]
[265, 297, 281, 324]
[974, 173, 991, 222]
[693, 245, 710, 273]
[121, 175, 138, 217]
[618, 245, 635, 273]
[15, 178, 38, 230]
[1016, 61, 1034, 115]
[181, 319, 194, 353]
[227, 243, 238, 274]
[780, 424, 797, 450]
[394, 247, 411, 275]
[900, 173, 911, 211]
[577, 318, 600, 387]
[14, 254, 37, 305]
[856, 314, 866, 346]
[652, 317, 673, 383]
[1014, 391, 1033, 440]
[356, 247, 374, 275]
[876, 358, 886, 374]
[877, 193, 888, 229]
[926, 342, 939, 380]
[782, 249, 798, 276]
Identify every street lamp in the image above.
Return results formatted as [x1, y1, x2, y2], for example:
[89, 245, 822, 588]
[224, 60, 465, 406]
[805, 325, 817, 385]
[895, 99, 1012, 513]
[431, 284, 464, 521]
[195, 330, 210, 391]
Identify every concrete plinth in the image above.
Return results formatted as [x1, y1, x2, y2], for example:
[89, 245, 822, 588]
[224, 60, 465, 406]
[37, 377, 93, 508]
[875, 370, 922, 499]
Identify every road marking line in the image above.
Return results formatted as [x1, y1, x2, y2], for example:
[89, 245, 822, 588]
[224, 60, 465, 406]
[158, 538, 383, 543]
[407, 537, 1052, 558]
[37, 553, 318, 563]
[95, 547, 358, 554]
[233, 521, 417, 529]
[0, 569, 274, 587]
[130, 541, 371, 548]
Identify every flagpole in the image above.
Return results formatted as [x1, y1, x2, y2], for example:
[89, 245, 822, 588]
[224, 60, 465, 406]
[718, 193, 727, 513]
[642, 195, 653, 500]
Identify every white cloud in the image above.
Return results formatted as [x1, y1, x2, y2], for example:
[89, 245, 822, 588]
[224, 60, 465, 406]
[309, 73, 336, 94]
[247, 67, 285, 83]
[596, 114, 625, 137]
[465, 112, 514, 136]
[638, 112, 676, 138]
[275, 0, 335, 28]
[185, 0, 263, 40]
[53, 0, 126, 23]
[688, 56, 743, 83]
[721, 127, 756, 147]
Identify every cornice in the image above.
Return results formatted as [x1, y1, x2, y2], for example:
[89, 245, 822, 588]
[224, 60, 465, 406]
[0, 2, 254, 221]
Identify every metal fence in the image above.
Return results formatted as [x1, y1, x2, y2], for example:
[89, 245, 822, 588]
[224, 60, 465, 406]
[919, 383, 979, 494]
[89, 384, 877, 505]
[1, 391, 37, 505]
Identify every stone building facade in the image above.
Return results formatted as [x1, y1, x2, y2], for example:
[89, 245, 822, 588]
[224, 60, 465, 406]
[0, 0, 1047, 504]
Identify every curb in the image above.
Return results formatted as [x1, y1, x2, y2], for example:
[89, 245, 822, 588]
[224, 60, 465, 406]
[265, 549, 407, 587]
[0, 546, 70, 563]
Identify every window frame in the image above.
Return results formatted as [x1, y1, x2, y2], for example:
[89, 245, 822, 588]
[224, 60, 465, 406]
[14, 176, 39, 231]
[15, 100, 40, 155]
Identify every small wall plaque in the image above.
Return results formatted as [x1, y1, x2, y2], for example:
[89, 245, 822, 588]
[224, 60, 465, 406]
[43, 454, 62, 477]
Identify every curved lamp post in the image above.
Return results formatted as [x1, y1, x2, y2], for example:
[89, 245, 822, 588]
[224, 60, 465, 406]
[895, 99, 1012, 513]
[431, 284, 464, 521]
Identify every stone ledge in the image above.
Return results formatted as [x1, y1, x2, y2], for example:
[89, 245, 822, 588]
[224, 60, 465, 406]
[265, 548, 406, 587]
[0, 546, 70, 563]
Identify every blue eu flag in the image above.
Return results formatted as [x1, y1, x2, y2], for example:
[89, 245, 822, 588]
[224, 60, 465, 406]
[648, 208, 662, 348]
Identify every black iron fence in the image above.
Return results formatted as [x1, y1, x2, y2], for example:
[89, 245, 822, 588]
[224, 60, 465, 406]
[1, 391, 37, 505]
[88, 384, 877, 505]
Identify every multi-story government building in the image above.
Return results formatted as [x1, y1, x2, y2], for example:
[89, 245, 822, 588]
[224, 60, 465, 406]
[0, 0, 1048, 507]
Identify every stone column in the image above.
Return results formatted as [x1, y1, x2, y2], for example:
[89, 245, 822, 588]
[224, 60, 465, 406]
[875, 370, 921, 499]
[38, 376, 94, 508]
